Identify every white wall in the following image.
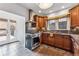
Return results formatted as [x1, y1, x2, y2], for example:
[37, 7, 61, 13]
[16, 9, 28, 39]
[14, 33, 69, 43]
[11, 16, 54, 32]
[0, 10, 25, 47]
[0, 3, 29, 21]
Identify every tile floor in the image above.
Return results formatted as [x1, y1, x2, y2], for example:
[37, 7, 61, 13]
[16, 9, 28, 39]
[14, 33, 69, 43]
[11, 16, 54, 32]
[0, 42, 38, 56]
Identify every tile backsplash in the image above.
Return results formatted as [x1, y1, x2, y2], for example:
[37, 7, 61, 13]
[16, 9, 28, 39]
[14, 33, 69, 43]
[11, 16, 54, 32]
[70, 26, 79, 34]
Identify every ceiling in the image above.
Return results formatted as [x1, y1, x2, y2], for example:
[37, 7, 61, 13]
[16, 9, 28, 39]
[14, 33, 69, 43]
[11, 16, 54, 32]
[19, 3, 77, 15]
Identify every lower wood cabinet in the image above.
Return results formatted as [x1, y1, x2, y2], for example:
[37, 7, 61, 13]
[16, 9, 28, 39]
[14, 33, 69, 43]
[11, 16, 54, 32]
[40, 32, 74, 52]
[63, 36, 72, 50]
[41, 33, 49, 44]
[48, 35, 55, 46]
[54, 35, 63, 48]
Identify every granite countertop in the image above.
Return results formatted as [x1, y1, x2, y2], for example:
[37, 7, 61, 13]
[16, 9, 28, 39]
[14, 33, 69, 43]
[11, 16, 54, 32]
[70, 34, 79, 45]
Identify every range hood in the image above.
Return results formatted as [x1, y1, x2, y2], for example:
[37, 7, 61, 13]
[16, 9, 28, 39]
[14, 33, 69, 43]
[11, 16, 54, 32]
[26, 9, 35, 23]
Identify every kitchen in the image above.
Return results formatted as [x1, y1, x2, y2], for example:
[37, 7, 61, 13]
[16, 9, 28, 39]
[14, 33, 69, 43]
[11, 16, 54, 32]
[0, 3, 79, 56]
[25, 3, 79, 56]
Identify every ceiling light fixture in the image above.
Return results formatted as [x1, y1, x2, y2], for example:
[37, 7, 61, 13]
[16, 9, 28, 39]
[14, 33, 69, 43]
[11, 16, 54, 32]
[62, 6, 65, 9]
[39, 10, 41, 13]
[37, 3, 53, 9]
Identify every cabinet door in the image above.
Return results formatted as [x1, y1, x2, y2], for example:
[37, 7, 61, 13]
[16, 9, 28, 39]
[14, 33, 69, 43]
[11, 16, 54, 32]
[36, 16, 47, 31]
[36, 17, 43, 30]
[54, 34, 63, 48]
[63, 36, 71, 50]
[70, 8, 77, 27]
[70, 6, 79, 27]
[43, 17, 47, 27]
[77, 7, 79, 26]
[36, 16, 39, 30]
[42, 33, 48, 44]
[39, 17, 43, 28]
[48, 34, 55, 45]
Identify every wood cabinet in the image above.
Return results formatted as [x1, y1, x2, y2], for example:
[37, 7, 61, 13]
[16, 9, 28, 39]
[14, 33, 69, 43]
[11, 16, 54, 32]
[41, 33, 49, 44]
[63, 36, 73, 50]
[69, 5, 79, 27]
[54, 34, 63, 48]
[48, 34, 55, 45]
[34, 15, 47, 31]
[40, 32, 74, 52]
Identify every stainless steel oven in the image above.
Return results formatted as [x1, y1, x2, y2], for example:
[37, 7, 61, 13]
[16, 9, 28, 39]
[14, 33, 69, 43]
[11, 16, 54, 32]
[25, 33, 40, 50]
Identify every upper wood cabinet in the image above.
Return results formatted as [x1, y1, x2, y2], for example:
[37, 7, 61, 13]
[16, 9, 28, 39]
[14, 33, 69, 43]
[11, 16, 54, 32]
[33, 15, 48, 31]
[69, 5, 79, 27]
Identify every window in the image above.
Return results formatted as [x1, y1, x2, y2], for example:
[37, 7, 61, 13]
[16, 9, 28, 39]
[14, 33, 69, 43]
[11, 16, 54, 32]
[47, 17, 70, 30]
[58, 21, 67, 29]
[58, 18, 68, 30]
[47, 20, 56, 30]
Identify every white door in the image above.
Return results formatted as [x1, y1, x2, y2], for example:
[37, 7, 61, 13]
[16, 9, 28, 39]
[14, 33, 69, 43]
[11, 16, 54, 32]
[0, 18, 17, 45]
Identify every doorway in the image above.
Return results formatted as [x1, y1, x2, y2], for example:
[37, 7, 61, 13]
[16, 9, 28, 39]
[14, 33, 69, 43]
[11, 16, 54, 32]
[0, 18, 17, 45]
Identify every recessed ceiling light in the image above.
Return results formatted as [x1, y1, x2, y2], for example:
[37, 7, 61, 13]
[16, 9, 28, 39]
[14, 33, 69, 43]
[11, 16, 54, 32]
[62, 6, 65, 9]
[39, 10, 41, 13]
